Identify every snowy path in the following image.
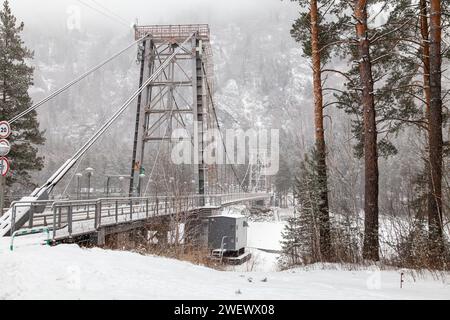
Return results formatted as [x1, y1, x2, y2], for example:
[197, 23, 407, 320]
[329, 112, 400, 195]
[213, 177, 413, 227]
[1, 234, 449, 300]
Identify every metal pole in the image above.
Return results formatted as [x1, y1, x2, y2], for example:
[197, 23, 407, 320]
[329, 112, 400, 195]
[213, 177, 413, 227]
[86, 173, 91, 219]
[58, 207, 62, 228]
[115, 200, 119, 224]
[68, 205, 73, 238]
[87, 174, 91, 200]
[0, 175, 6, 217]
[11, 205, 16, 235]
[97, 201, 102, 229]
[106, 176, 110, 198]
[156, 197, 159, 216]
[193, 35, 206, 206]
[52, 205, 57, 239]
[129, 42, 145, 198]
[77, 176, 80, 200]
[130, 199, 133, 220]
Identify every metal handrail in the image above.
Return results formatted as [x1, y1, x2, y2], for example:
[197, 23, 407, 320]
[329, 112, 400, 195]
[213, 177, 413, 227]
[7, 192, 270, 240]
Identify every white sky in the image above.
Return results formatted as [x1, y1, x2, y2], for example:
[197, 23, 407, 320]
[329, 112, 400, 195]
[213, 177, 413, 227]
[9, 0, 298, 34]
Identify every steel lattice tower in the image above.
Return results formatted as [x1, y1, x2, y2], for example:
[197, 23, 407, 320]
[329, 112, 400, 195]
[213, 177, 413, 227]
[130, 25, 218, 203]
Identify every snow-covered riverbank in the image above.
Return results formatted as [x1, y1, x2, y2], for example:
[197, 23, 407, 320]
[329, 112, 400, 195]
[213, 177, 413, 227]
[1, 235, 449, 300]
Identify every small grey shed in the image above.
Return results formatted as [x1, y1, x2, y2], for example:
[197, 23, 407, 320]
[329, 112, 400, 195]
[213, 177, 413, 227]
[208, 215, 248, 253]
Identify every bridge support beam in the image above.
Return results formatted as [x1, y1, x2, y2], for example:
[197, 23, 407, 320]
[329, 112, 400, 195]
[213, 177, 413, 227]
[193, 36, 206, 205]
[97, 228, 106, 246]
[129, 25, 216, 200]
[130, 38, 154, 197]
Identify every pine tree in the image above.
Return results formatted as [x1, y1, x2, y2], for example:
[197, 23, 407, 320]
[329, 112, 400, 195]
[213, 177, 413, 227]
[274, 156, 292, 207]
[290, 0, 347, 261]
[382, 0, 449, 265]
[0, 0, 45, 214]
[329, 0, 434, 261]
[280, 150, 323, 267]
[279, 214, 303, 268]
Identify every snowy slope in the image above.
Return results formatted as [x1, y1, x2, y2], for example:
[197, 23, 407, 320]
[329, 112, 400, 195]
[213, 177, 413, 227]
[0, 237, 449, 300]
[247, 222, 285, 252]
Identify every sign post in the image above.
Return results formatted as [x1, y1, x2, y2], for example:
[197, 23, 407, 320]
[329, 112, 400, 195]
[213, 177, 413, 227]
[0, 156, 9, 216]
[0, 121, 11, 216]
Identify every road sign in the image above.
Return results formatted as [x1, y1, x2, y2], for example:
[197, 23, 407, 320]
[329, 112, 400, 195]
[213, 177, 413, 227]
[0, 139, 11, 157]
[0, 121, 11, 139]
[0, 157, 10, 176]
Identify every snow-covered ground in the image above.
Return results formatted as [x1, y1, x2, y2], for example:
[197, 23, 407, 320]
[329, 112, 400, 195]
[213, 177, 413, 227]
[1, 236, 449, 300]
[247, 221, 285, 252]
[1, 207, 449, 300]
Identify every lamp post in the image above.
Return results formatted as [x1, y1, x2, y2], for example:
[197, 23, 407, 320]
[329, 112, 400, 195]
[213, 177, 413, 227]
[75, 173, 83, 200]
[153, 179, 158, 198]
[169, 177, 175, 196]
[104, 175, 132, 198]
[134, 165, 145, 197]
[105, 176, 111, 198]
[139, 172, 146, 197]
[119, 176, 126, 197]
[148, 179, 153, 198]
[85, 167, 94, 199]
[84, 168, 94, 219]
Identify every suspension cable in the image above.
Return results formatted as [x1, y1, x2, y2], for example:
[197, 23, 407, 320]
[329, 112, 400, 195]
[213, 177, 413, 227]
[142, 113, 172, 196]
[87, 0, 130, 26]
[201, 62, 242, 189]
[8, 34, 151, 124]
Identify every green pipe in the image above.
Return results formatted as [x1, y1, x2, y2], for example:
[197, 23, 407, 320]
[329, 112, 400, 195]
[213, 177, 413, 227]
[10, 227, 51, 252]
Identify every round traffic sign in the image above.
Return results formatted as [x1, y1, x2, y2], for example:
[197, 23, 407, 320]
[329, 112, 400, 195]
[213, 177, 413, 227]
[0, 139, 11, 157]
[0, 121, 11, 139]
[0, 157, 10, 177]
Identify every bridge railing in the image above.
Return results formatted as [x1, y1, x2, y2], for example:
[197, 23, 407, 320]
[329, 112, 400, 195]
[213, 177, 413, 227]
[7, 193, 270, 239]
[8, 199, 56, 235]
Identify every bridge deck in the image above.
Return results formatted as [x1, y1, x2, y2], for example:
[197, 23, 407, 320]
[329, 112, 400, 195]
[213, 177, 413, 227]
[4, 193, 270, 242]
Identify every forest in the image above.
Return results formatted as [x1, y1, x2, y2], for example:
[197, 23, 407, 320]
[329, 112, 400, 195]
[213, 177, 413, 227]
[279, 0, 450, 270]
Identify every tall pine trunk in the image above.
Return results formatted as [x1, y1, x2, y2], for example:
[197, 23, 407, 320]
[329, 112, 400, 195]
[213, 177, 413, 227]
[310, 0, 332, 261]
[419, 0, 431, 222]
[427, 0, 444, 261]
[420, 0, 431, 117]
[0, 175, 5, 216]
[355, 0, 379, 261]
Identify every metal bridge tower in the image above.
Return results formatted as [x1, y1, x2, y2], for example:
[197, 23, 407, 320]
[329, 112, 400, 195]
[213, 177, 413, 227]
[129, 25, 217, 204]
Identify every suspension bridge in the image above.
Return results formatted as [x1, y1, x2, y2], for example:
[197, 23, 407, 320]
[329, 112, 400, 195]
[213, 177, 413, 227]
[0, 25, 271, 246]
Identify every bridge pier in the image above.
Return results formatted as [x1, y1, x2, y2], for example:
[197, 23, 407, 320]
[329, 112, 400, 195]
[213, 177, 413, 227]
[97, 228, 106, 246]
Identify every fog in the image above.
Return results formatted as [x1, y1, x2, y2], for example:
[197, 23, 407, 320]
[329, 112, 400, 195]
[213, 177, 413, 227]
[10, 0, 298, 33]
[5, 0, 310, 199]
